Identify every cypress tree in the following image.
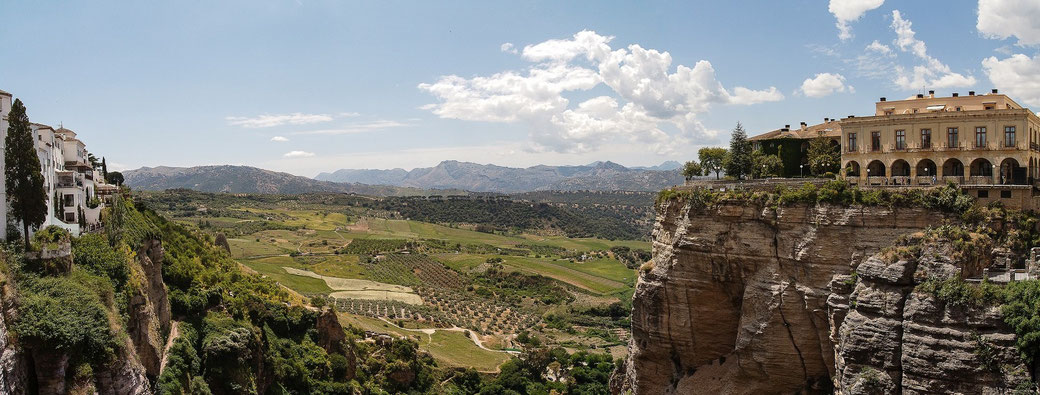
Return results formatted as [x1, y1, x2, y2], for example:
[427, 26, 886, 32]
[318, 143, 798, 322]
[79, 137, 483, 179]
[724, 122, 753, 180]
[101, 157, 108, 183]
[5, 99, 47, 249]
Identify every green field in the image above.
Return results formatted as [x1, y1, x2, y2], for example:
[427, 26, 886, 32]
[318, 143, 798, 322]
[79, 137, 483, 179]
[338, 313, 510, 372]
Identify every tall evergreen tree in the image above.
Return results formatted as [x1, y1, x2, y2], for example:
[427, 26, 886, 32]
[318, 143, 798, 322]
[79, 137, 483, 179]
[101, 157, 108, 183]
[724, 123, 753, 180]
[5, 99, 47, 249]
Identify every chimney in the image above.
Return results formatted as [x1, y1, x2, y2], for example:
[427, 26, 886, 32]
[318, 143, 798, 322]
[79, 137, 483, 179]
[848, 115, 855, 118]
[992, 88, 999, 94]
[953, 92, 959, 97]
[824, 117, 829, 122]
[916, 94, 924, 99]
[969, 91, 975, 96]
[880, 97, 886, 102]
[928, 90, 935, 98]
[785, 124, 790, 129]
[800, 121, 807, 129]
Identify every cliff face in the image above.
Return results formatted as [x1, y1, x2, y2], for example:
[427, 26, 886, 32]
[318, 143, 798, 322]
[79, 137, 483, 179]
[616, 200, 950, 394]
[828, 238, 1029, 394]
[0, 238, 171, 395]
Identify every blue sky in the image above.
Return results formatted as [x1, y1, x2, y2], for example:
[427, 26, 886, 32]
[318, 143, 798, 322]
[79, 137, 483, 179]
[2, 0, 1038, 177]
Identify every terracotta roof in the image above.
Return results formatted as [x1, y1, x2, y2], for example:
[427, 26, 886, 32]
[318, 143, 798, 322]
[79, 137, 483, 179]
[749, 120, 842, 141]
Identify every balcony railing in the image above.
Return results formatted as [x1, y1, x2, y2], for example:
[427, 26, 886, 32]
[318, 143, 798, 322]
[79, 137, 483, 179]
[968, 176, 994, 185]
[916, 176, 936, 185]
[891, 176, 911, 185]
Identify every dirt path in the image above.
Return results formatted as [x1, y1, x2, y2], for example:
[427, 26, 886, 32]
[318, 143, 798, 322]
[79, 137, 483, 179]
[375, 317, 518, 355]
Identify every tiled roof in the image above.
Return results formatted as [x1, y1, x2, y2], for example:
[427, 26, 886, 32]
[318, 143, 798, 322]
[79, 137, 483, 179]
[749, 120, 842, 141]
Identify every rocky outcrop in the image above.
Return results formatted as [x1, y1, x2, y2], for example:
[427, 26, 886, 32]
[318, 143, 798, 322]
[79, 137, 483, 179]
[829, 238, 1029, 394]
[0, 238, 171, 394]
[617, 200, 948, 394]
[317, 308, 356, 380]
[127, 239, 171, 378]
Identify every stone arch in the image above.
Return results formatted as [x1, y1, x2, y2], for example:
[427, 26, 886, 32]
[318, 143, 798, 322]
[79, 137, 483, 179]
[915, 159, 937, 179]
[970, 158, 993, 177]
[890, 159, 911, 177]
[845, 161, 861, 177]
[866, 160, 886, 177]
[999, 157, 1025, 184]
[942, 158, 964, 177]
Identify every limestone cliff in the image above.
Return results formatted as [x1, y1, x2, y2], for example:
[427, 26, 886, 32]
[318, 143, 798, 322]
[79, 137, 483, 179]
[828, 231, 1030, 394]
[615, 199, 951, 394]
[0, 238, 171, 395]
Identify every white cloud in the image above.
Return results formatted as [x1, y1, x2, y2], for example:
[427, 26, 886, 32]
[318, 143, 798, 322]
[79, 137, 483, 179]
[418, 30, 782, 154]
[978, 0, 1040, 47]
[983, 53, 1040, 107]
[889, 10, 977, 89]
[829, 0, 885, 40]
[865, 40, 893, 56]
[800, 73, 850, 97]
[226, 113, 335, 128]
[294, 120, 409, 135]
[271, 136, 289, 142]
[283, 151, 316, 158]
[500, 42, 518, 54]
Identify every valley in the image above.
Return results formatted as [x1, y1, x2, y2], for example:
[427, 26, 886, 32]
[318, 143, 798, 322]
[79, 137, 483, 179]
[137, 189, 652, 373]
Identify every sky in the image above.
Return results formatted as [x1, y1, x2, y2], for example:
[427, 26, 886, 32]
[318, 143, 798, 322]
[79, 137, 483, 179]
[2, 0, 1039, 177]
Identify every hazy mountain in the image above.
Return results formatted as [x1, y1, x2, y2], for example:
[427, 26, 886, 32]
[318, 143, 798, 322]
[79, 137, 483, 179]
[315, 160, 684, 193]
[631, 161, 682, 171]
[123, 165, 457, 196]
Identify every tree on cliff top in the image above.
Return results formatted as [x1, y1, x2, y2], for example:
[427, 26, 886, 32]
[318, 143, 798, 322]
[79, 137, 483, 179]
[698, 147, 727, 180]
[682, 161, 703, 181]
[5, 99, 47, 250]
[724, 123, 753, 180]
[807, 137, 840, 176]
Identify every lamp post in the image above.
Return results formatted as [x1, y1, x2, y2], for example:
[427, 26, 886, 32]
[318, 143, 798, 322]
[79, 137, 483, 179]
[762, 164, 767, 179]
[800, 164, 804, 178]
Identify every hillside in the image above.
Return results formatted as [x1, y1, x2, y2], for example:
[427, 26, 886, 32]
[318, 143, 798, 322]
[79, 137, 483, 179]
[315, 160, 684, 193]
[123, 165, 461, 196]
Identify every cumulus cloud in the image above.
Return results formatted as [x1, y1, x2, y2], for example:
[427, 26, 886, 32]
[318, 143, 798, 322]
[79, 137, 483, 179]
[226, 113, 335, 128]
[978, 0, 1040, 47]
[889, 10, 977, 89]
[283, 151, 315, 158]
[500, 42, 518, 54]
[829, 0, 885, 40]
[983, 53, 1040, 107]
[800, 73, 850, 97]
[270, 136, 289, 142]
[418, 30, 782, 153]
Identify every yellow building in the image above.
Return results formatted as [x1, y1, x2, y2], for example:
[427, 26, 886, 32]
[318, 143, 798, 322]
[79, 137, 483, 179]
[840, 90, 1040, 187]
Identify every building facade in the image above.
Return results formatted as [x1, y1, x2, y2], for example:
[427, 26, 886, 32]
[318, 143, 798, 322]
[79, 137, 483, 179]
[840, 90, 1040, 188]
[749, 119, 842, 177]
[0, 88, 114, 239]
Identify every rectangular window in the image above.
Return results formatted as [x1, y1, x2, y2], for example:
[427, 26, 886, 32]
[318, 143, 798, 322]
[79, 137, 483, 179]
[1001, 190, 1012, 199]
[64, 212, 75, 223]
[63, 194, 74, 207]
[920, 129, 931, 149]
[978, 190, 989, 198]
[976, 127, 987, 148]
[947, 127, 958, 148]
[871, 131, 881, 151]
[848, 133, 857, 152]
[1005, 126, 1016, 147]
[895, 130, 906, 150]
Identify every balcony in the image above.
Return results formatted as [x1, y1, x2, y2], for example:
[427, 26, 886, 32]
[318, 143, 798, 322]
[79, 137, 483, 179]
[942, 176, 964, 184]
[967, 176, 995, 185]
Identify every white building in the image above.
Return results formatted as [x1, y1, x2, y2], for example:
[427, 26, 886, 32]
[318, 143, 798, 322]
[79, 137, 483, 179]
[0, 88, 115, 239]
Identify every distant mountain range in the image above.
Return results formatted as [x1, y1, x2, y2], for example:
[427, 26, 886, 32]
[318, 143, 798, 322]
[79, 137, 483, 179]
[314, 160, 684, 193]
[123, 165, 459, 196]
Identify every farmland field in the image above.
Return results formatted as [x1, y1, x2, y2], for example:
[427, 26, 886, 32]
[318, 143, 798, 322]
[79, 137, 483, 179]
[138, 190, 651, 372]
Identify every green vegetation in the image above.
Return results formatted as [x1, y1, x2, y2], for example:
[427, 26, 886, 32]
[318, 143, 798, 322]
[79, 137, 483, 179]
[807, 137, 840, 175]
[698, 147, 727, 180]
[5, 98, 47, 249]
[724, 122, 753, 180]
[682, 160, 702, 181]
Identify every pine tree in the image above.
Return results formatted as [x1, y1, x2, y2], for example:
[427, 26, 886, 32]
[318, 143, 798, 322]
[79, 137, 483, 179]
[5, 99, 47, 249]
[101, 157, 108, 183]
[724, 122, 753, 180]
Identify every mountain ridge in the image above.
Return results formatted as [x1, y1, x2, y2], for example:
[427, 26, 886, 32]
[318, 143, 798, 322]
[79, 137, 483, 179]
[314, 160, 684, 193]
